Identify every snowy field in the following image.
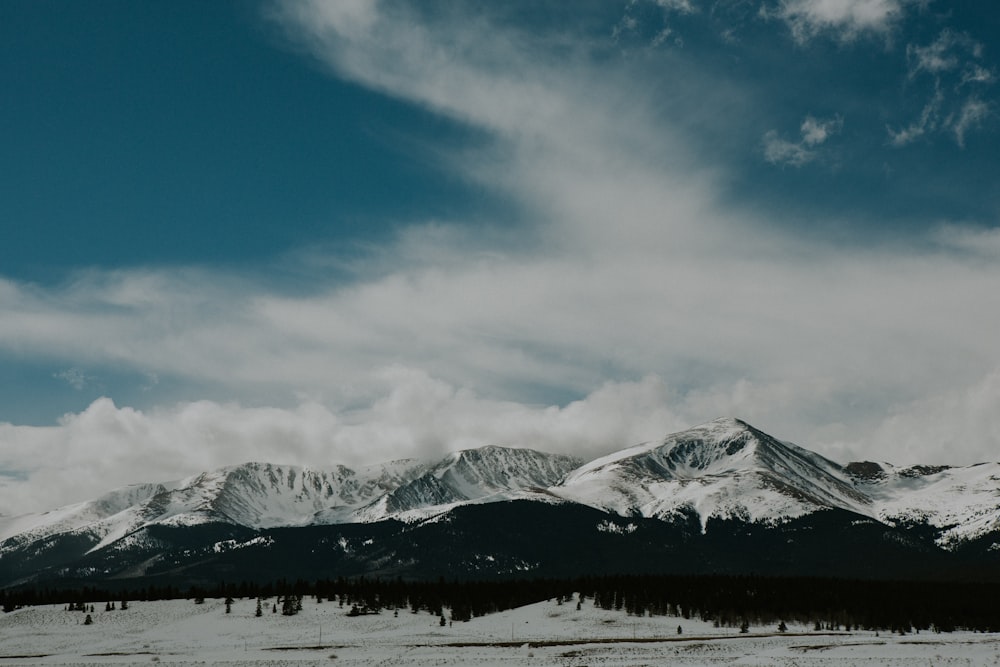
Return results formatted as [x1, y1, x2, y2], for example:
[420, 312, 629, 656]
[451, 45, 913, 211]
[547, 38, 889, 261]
[2, 597, 999, 666]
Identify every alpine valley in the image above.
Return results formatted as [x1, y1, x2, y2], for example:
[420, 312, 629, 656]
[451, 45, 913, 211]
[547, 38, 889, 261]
[3, 418, 1000, 589]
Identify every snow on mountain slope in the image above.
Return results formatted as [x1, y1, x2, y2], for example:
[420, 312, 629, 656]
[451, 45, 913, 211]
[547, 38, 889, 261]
[352, 445, 583, 522]
[554, 418, 870, 529]
[98, 460, 438, 539]
[0, 461, 421, 556]
[157, 462, 401, 528]
[847, 461, 1000, 548]
[0, 483, 166, 555]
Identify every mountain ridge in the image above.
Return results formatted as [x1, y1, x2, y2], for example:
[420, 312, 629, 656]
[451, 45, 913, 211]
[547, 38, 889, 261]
[3, 418, 1000, 586]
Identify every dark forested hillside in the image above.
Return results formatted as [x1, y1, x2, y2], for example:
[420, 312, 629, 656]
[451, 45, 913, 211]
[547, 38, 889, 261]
[4, 501, 1000, 591]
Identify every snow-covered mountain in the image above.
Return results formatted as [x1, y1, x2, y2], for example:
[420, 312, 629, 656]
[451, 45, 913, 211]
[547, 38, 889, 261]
[3, 418, 1000, 586]
[550, 417, 999, 546]
[0, 447, 578, 558]
[845, 460, 1000, 548]
[352, 445, 582, 522]
[554, 418, 870, 529]
[0, 461, 420, 557]
[0, 483, 166, 557]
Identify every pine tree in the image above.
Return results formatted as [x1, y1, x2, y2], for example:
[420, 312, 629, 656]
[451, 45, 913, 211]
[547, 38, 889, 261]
[255, 598, 263, 617]
[225, 597, 233, 614]
[84, 614, 93, 625]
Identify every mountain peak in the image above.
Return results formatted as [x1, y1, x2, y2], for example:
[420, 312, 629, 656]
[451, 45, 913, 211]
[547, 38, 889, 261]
[557, 417, 869, 528]
[655, 418, 765, 476]
[704, 416, 751, 428]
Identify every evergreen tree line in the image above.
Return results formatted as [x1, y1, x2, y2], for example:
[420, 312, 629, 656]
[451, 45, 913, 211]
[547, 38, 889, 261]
[573, 575, 1000, 634]
[3, 574, 999, 632]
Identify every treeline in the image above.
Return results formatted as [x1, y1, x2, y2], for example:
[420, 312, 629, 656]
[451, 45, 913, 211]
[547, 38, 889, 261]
[0, 577, 570, 622]
[4, 574, 999, 632]
[574, 575, 1000, 634]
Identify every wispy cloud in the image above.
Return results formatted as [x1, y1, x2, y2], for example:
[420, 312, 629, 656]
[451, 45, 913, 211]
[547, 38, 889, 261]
[953, 98, 992, 148]
[763, 114, 843, 166]
[891, 30, 996, 147]
[54, 368, 89, 391]
[887, 87, 943, 147]
[962, 65, 996, 86]
[614, 0, 693, 47]
[907, 29, 973, 77]
[773, 0, 905, 43]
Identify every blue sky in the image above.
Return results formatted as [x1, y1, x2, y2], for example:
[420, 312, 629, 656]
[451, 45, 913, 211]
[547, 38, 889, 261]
[1, 0, 999, 514]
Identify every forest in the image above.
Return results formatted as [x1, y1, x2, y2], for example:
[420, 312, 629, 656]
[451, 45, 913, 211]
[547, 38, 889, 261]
[3, 574, 998, 634]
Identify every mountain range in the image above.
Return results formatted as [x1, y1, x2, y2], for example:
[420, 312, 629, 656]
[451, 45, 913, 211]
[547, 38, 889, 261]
[3, 417, 999, 588]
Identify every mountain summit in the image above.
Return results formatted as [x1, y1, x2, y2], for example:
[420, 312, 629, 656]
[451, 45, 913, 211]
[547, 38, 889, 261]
[555, 417, 869, 528]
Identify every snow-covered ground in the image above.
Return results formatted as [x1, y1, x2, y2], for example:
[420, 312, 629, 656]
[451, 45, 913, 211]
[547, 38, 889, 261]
[2, 597, 999, 666]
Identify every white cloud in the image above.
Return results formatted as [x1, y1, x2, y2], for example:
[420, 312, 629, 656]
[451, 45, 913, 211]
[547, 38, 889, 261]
[861, 371, 1000, 465]
[776, 0, 904, 43]
[888, 90, 991, 149]
[763, 114, 842, 166]
[616, 0, 695, 42]
[892, 30, 995, 147]
[907, 30, 968, 77]
[763, 131, 816, 166]
[953, 98, 991, 148]
[655, 0, 696, 14]
[887, 88, 942, 147]
[962, 65, 996, 86]
[651, 27, 674, 47]
[54, 368, 89, 391]
[933, 224, 1000, 258]
[908, 30, 992, 84]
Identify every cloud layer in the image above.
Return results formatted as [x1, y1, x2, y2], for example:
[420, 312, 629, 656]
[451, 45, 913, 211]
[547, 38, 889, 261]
[0, 375, 691, 516]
